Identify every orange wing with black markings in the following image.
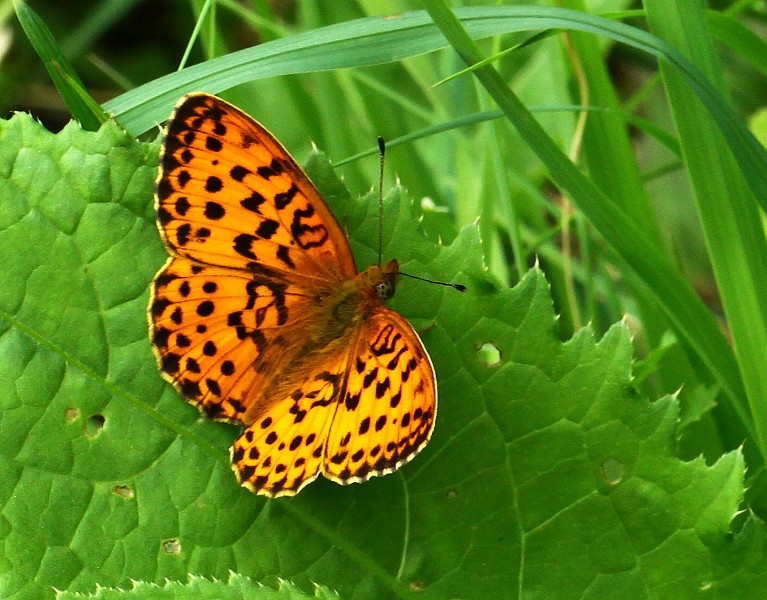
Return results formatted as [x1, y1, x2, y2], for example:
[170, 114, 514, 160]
[323, 309, 437, 485]
[156, 92, 356, 279]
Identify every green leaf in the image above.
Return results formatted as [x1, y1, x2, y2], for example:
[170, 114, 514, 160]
[1, 113, 766, 599]
[679, 385, 719, 433]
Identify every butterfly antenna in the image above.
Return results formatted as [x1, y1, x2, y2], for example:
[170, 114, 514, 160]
[377, 136, 386, 268]
[376, 137, 466, 293]
[400, 272, 467, 292]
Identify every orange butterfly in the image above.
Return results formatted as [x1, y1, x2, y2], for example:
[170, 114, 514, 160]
[149, 93, 439, 497]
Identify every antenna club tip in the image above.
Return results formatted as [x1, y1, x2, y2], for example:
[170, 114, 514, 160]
[454, 283, 467, 292]
[377, 137, 386, 156]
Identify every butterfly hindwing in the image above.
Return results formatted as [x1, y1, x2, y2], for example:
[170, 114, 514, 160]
[230, 356, 346, 497]
[324, 308, 437, 484]
[228, 306, 438, 495]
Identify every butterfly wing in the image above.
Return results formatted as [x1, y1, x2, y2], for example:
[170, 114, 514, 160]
[150, 92, 356, 423]
[229, 307, 437, 497]
[324, 308, 437, 483]
[150, 258, 332, 423]
[229, 352, 349, 497]
[155, 92, 356, 280]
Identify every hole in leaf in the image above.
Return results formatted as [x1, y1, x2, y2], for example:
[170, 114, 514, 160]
[64, 408, 80, 422]
[477, 341, 502, 367]
[409, 581, 425, 591]
[600, 458, 624, 485]
[113, 485, 134, 499]
[84, 414, 105, 438]
[162, 538, 181, 555]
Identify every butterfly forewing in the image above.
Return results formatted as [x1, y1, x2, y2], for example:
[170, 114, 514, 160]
[150, 258, 326, 423]
[156, 93, 356, 279]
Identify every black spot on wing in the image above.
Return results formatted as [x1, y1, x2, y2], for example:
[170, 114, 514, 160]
[257, 157, 285, 179]
[274, 184, 298, 209]
[230, 165, 250, 181]
[241, 191, 267, 213]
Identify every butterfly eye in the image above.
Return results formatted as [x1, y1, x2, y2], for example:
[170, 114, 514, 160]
[376, 280, 393, 300]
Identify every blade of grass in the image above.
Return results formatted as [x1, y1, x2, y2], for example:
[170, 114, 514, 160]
[101, 7, 767, 219]
[417, 1, 757, 453]
[559, 0, 689, 408]
[644, 0, 767, 467]
[12, 0, 109, 130]
[334, 105, 677, 165]
[179, 0, 216, 70]
[708, 10, 767, 78]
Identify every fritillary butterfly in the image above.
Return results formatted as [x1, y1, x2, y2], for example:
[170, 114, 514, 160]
[148, 93, 438, 497]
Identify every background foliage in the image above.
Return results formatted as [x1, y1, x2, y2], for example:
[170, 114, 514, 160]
[3, 0, 767, 598]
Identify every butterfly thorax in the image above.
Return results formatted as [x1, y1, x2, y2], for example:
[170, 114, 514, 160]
[244, 259, 400, 420]
[310, 259, 400, 346]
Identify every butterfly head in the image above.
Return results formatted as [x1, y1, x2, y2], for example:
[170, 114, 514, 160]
[365, 259, 399, 301]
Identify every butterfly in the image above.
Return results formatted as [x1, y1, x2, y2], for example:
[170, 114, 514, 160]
[148, 93, 440, 497]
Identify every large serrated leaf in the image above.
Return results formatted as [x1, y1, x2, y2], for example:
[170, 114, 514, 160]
[0, 113, 764, 599]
